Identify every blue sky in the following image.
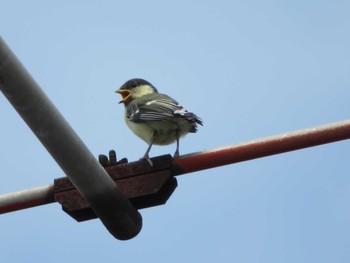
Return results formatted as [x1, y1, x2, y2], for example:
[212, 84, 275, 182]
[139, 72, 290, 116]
[1, 1, 350, 262]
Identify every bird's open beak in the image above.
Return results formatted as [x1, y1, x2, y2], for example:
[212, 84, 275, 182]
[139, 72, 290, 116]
[115, 89, 132, 104]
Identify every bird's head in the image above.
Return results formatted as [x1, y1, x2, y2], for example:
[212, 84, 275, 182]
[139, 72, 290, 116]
[116, 78, 158, 104]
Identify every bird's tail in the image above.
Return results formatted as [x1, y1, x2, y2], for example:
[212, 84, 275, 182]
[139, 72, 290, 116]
[188, 113, 203, 133]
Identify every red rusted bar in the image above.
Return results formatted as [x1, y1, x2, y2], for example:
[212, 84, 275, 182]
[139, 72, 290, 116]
[173, 119, 350, 174]
[0, 184, 55, 214]
[1, 119, 349, 215]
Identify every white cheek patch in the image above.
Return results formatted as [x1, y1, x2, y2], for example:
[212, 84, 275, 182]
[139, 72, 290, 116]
[134, 85, 155, 98]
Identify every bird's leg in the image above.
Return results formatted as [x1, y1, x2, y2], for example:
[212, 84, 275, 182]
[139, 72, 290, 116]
[143, 143, 153, 165]
[173, 129, 180, 158]
[142, 130, 158, 166]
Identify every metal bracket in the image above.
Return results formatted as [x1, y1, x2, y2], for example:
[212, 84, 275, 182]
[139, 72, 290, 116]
[54, 154, 177, 222]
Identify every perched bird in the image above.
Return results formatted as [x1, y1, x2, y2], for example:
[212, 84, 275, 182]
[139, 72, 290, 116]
[116, 78, 203, 165]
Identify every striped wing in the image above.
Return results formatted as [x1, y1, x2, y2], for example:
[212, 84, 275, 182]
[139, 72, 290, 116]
[126, 94, 200, 124]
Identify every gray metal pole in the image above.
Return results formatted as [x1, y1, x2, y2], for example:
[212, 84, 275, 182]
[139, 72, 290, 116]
[0, 37, 142, 240]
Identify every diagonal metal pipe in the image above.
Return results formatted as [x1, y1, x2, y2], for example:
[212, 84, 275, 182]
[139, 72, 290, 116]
[0, 37, 142, 240]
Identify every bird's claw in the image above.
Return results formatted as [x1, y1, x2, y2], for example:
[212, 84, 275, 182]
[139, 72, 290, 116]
[141, 154, 153, 166]
[173, 150, 180, 159]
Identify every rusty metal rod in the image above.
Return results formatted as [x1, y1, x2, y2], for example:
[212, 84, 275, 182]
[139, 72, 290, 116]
[1, 119, 349, 215]
[0, 37, 142, 240]
[0, 185, 55, 214]
[173, 119, 350, 174]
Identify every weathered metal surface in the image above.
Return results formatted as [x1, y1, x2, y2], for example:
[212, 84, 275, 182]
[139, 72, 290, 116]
[172, 119, 350, 174]
[0, 185, 55, 214]
[54, 155, 177, 222]
[98, 150, 128, 167]
[1, 119, 350, 231]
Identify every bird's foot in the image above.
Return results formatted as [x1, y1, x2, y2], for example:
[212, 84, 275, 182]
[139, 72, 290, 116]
[141, 154, 153, 166]
[173, 150, 180, 159]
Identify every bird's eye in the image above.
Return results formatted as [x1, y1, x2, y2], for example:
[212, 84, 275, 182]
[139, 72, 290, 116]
[131, 81, 137, 88]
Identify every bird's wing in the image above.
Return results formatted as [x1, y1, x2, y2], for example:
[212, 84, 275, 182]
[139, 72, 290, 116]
[126, 94, 194, 123]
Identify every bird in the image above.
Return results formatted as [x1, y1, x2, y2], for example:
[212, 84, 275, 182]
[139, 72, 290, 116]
[116, 78, 203, 165]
